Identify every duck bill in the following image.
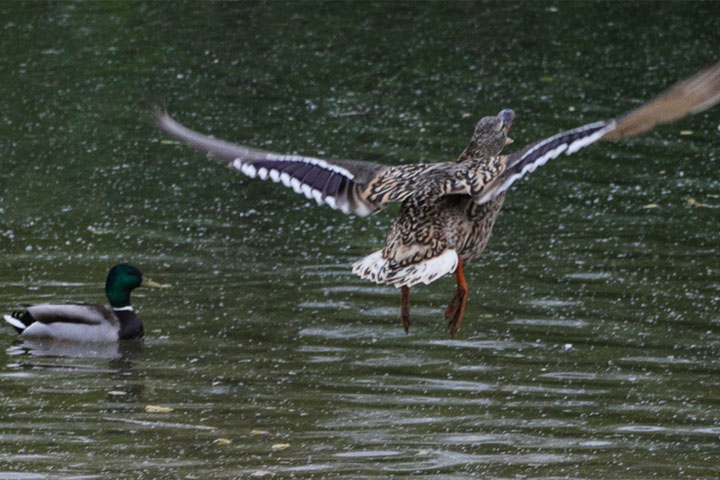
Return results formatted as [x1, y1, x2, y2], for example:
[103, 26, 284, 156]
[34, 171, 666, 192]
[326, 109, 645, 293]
[499, 108, 515, 145]
[141, 278, 170, 289]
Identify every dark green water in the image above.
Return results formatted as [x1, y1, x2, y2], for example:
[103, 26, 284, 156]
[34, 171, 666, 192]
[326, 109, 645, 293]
[1, 1, 719, 478]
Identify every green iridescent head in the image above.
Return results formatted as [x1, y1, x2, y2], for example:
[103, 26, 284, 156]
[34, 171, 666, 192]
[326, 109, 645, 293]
[104, 264, 167, 308]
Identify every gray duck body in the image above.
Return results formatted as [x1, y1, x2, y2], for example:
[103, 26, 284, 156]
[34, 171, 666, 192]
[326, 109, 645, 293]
[6, 303, 142, 342]
[3, 264, 165, 342]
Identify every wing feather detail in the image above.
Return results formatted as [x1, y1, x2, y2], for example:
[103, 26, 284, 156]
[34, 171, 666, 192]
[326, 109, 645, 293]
[364, 162, 477, 206]
[155, 110, 387, 216]
[476, 60, 720, 205]
[475, 121, 615, 205]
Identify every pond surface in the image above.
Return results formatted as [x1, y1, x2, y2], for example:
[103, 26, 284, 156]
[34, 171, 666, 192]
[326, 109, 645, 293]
[1, 1, 719, 478]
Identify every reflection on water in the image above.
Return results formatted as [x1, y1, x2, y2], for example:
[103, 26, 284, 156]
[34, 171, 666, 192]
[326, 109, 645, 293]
[1, 1, 719, 479]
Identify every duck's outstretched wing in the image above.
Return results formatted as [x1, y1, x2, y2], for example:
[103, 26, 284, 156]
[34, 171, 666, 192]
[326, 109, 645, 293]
[474, 121, 615, 204]
[475, 60, 720, 205]
[155, 111, 474, 216]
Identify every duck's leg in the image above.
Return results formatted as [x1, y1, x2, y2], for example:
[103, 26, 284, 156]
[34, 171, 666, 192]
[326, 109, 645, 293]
[445, 258, 469, 338]
[401, 286, 411, 333]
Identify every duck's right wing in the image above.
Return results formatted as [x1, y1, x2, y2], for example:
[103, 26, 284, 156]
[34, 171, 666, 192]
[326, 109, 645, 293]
[473, 121, 616, 204]
[155, 111, 474, 217]
[602, 60, 720, 140]
[474, 60, 720, 205]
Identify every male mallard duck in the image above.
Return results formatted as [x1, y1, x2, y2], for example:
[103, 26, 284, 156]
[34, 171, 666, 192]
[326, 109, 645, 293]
[155, 61, 720, 337]
[3, 264, 168, 342]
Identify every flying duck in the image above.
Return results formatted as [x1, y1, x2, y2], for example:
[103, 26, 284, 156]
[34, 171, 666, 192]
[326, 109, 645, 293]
[154, 61, 720, 337]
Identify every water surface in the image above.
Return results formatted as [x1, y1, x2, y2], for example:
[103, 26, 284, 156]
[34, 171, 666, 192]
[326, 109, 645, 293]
[1, 2, 719, 478]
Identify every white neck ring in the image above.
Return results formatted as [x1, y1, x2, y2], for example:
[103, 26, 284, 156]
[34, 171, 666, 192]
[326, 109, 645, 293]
[112, 306, 134, 312]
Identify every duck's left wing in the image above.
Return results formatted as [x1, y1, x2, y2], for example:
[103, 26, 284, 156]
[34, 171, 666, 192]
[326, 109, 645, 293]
[156, 110, 389, 216]
[155, 111, 472, 216]
[475, 60, 720, 205]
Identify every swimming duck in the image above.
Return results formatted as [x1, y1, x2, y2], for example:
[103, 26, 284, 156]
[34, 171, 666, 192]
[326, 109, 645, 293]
[3, 264, 168, 342]
[155, 61, 720, 337]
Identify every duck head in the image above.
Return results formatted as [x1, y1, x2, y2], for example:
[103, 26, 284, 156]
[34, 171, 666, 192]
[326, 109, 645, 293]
[105, 264, 168, 309]
[469, 109, 515, 157]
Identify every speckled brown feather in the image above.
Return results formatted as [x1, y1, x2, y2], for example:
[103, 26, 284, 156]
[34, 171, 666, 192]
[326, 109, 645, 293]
[155, 60, 720, 335]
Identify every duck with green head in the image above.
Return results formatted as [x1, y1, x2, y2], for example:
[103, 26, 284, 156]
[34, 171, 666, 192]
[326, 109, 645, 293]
[3, 264, 168, 342]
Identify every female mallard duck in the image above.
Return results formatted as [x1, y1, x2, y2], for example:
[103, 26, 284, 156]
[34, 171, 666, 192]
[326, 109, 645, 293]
[3, 264, 168, 342]
[155, 61, 719, 337]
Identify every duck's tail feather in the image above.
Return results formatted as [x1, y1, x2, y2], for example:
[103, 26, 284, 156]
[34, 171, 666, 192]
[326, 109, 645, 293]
[4, 312, 30, 334]
[352, 249, 459, 288]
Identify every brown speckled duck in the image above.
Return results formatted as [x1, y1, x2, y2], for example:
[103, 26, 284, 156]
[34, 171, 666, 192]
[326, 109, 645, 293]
[155, 61, 720, 337]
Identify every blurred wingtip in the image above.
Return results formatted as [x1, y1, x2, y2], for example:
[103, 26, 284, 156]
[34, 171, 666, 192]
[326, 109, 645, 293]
[140, 96, 171, 128]
[603, 59, 720, 141]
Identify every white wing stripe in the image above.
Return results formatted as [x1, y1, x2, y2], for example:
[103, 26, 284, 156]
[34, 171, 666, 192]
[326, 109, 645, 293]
[312, 189, 324, 205]
[513, 121, 610, 168]
[240, 162, 257, 178]
[566, 123, 615, 154]
[265, 153, 355, 180]
[301, 184, 313, 199]
[232, 160, 336, 208]
[228, 156, 363, 211]
[476, 121, 616, 204]
[290, 178, 303, 194]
